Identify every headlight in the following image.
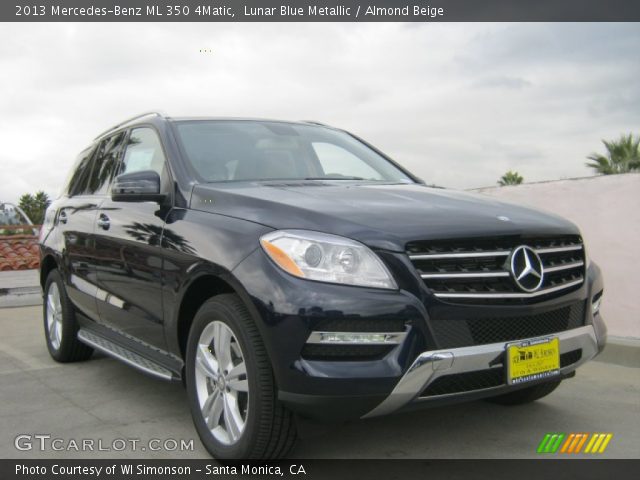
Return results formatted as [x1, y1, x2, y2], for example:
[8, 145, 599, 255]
[260, 230, 397, 290]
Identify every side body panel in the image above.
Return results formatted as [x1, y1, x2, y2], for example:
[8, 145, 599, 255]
[57, 196, 103, 322]
[93, 201, 169, 349]
[159, 207, 273, 357]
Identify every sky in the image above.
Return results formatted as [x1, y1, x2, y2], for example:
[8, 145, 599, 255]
[0, 22, 638, 204]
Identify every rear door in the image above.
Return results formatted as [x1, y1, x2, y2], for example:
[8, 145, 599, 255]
[93, 127, 171, 349]
[58, 146, 103, 321]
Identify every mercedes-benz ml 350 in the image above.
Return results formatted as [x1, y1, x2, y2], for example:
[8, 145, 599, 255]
[39, 113, 606, 459]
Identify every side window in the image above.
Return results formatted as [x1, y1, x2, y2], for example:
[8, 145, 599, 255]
[312, 142, 384, 180]
[86, 132, 126, 195]
[120, 128, 167, 178]
[67, 147, 97, 197]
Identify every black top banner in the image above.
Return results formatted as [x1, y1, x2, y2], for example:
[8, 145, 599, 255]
[4, 0, 640, 22]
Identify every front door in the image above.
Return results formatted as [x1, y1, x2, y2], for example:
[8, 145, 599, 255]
[93, 127, 171, 349]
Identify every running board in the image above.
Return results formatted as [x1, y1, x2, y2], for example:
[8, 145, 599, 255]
[77, 329, 174, 381]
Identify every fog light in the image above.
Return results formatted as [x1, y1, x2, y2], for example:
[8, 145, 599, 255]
[323, 333, 386, 343]
[592, 291, 603, 316]
[306, 330, 407, 345]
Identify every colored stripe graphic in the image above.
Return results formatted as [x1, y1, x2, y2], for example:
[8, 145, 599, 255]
[560, 433, 574, 453]
[598, 434, 613, 453]
[550, 434, 565, 453]
[538, 433, 565, 453]
[537, 434, 552, 453]
[585, 433, 613, 454]
[584, 434, 597, 453]
[574, 433, 588, 453]
[539, 433, 613, 454]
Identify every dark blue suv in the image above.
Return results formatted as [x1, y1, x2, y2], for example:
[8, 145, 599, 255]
[39, 113, 606, 459]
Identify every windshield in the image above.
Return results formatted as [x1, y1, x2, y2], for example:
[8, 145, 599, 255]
[173, 120, 414, 183]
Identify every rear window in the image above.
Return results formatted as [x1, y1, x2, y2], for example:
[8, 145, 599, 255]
[86, 131, 127, 195]
[173, 121, 413, 184]
[65, 146, 96, 196]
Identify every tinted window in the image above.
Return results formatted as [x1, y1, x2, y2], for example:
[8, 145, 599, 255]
[86, 132, 127, 195]
[174, 121, 413, 183]
[66, 147, 96, 196]
[120, 128, 167, 177]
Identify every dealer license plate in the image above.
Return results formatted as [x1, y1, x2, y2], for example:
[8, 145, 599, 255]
[506, 337, 560, 385]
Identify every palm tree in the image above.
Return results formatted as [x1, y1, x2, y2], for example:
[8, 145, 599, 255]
[586, 134, 640, 175]
[498, 171, 524, 186]
[18, 191, 51, 224]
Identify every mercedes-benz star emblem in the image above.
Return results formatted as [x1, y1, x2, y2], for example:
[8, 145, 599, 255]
[510, 245, 544, 292]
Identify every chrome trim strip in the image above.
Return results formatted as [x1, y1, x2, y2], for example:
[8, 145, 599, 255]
[409, 244, 583, 261]
[77, 330, 173, 381]
[306, 329, 408, 345]
[433, 278, 583, 299]
[362, 325, 598, 418]
[409, 251, 510, 260]
[69, 274, 98, 298]
[421, 271, 510, 279]
[544, 260, 585, 273]
[536, 245, 583, 254]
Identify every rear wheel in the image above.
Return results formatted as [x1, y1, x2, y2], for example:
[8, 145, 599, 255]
[185, 294, 297, 459]
[486, 380, 562, 405]
[43, 270, 93, 362]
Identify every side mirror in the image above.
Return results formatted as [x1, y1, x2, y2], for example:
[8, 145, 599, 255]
[111, 170, 166, 203]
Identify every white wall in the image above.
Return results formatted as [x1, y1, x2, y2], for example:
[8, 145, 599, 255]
[476, 174, 640, 338]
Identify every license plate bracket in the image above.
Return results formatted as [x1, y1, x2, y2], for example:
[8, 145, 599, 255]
[506, 337, 560, 385]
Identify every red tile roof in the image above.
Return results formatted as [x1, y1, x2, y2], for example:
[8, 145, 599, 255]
[0, 234, 40, 271]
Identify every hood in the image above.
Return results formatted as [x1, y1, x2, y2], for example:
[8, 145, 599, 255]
[190, 181, 579, 252]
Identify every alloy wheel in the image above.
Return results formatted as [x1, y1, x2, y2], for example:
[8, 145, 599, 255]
[46, 283, 63, 350]
[194, 320, 249, 445]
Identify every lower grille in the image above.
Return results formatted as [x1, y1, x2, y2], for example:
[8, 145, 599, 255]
[560, 348, 582, 367]
[420, 348, 583, 397]
[421, 368, 504, 397]
[432, 301, 586, 348]
[301, 344, 393, 361]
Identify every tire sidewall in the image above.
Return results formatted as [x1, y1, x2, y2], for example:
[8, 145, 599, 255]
[43, 270, 74, 361]
[185, 299, 265, 459]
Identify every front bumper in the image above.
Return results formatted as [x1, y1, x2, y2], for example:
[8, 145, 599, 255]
[233, 248, 606, 421]
[364, 324, 599, 417]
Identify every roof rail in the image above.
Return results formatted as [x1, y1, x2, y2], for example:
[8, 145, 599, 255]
[94, 111, 165, 140]
[301, 120, 330, 127]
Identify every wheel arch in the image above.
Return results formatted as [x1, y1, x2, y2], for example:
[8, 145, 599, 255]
[40, 254, 59, 289]
[174, 271, 268, 363]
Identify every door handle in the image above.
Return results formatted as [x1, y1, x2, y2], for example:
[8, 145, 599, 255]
[58, 210, 68, 224]
[97, 214, 110, 230]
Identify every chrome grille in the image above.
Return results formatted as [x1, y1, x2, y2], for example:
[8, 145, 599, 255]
[407, 236, 585, 304]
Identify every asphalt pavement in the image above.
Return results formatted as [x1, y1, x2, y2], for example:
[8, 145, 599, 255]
[1, 305, 638, 459]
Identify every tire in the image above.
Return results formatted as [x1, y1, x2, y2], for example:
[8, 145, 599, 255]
[43, 269, 94, 362]
[486, 380, 562, 406]
[185, 294, 297, 459]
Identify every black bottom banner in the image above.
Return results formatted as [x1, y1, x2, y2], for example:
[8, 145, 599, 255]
[3, 459, 639, 480]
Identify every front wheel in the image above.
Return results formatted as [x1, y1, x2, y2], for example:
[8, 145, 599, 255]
[185, 294, 297, 459]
